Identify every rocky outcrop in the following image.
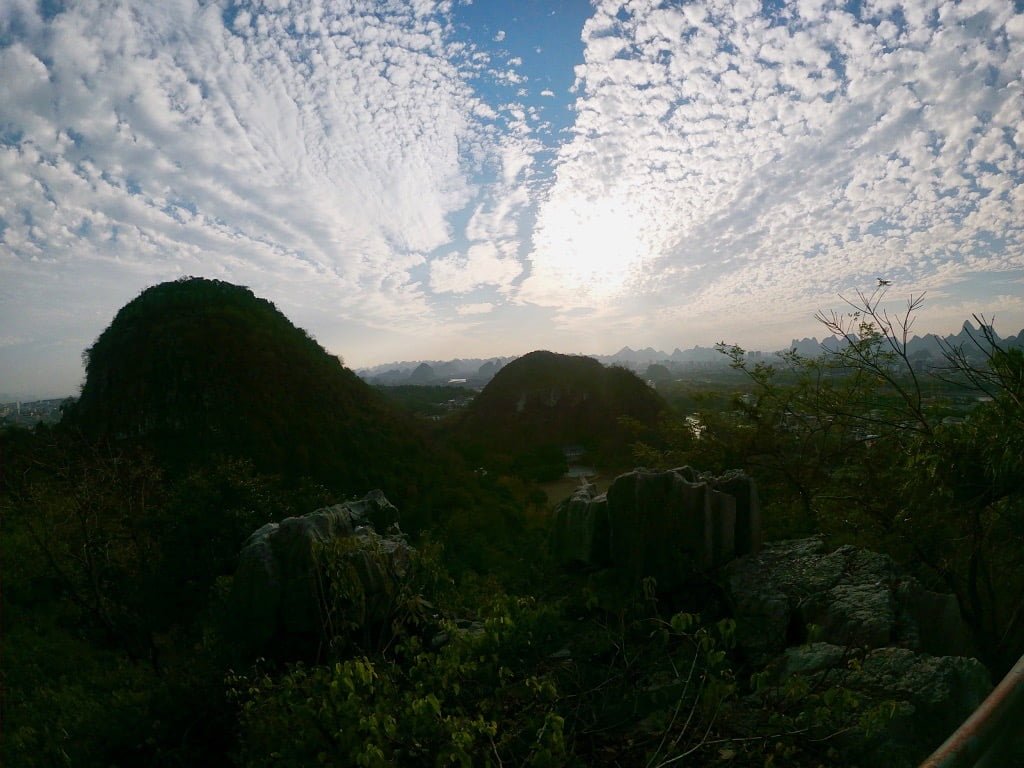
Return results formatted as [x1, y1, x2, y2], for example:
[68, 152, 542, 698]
[549, 483, 610, 567]
[775, 643, 989, 719]
[548, 479, 993, 764]
[723, 536, 974, 665]
[226, 490, 411, 661]
[770, 643, 990, 764]
[726, 537, 988, 763]
[551, 467, 760, 589]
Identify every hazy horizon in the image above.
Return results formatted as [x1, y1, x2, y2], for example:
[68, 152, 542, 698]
[3, 0, 1024, 397]
[4, 308, 1020, 401]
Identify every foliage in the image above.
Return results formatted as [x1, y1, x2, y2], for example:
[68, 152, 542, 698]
[63, 277, 452, 519]
[0, 434, 237, 766]
[2, 626, 168, 768]
[2, 430, 167, 663]
[812, 294, 1024, 673]
[314, 531, 445, 656]
[744, 658, 910, 768]
[1, 429, 338, 766]
[634, 289, 1024, 673]
[5, 279, 1015, 766]
[549, 576, 905, 767]
[231, 593, 567, 767]
[375, 384, 475, 419]
[3, 414, 924, 768]
[232, 563, 895, 768]
[511, 443, 570, 483]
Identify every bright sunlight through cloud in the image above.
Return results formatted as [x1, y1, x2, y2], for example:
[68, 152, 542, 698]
[526, 194, 650, 301]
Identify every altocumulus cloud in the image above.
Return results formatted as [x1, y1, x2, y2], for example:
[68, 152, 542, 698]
[0, 0, 522, 385]
[521, 0, 1024, 344]
[2, 0, 1024, 394]
[454, 302, 495, 316]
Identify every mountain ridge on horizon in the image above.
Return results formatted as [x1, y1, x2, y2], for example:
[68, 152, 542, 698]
[7, 320, 1021, 403]
[354, 319, 1024, 381]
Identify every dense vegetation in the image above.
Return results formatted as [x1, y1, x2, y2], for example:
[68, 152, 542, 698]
[65, 277, 444, 519]
[3, 282, 1021, 767]
[376, 384, 475, 419]
[637, 293, 1024, 676]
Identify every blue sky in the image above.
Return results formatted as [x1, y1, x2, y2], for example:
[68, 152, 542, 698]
[2, 0, 1024, 397]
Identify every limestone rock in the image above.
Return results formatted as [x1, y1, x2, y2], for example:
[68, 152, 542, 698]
[853, 648, 990, 729]
[775, 641, 849, 678]
[550, 467, 759, 590]
[724, 537, 975, 665]
[226, 490, 409, 661]
[550, 483, 610, 567]
[773, 644, 991, 765]
[672, 466, 760, 557]
[606, 468, 732, 585]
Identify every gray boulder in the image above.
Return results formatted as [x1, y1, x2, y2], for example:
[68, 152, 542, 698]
[852, 648, 990, 733]
[724, 537, 976, 665]
[226, 490, 411, 661]
[550, 467, 759, 589]
[712, 469, 762, 556]
[549, 483, 610, 567]
[773, 644, 990, 765]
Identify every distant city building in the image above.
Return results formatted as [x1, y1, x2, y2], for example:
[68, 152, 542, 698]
[0, 398, 67, 427]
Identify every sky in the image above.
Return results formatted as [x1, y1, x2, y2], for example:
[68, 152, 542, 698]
[2, 0, 1024, 397]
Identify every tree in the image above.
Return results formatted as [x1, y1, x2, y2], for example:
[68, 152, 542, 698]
[636, 288, 1024, 673]
[2, 430, 167, 666]
[815, 289, 1024, 672]
[644, 363, 673, 383]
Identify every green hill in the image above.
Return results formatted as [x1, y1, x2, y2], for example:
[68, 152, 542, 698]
[66, 277, 439, 508]
[455, 350, 666, 467]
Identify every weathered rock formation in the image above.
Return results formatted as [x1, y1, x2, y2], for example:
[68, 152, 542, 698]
[551, 467, 760, 588]
[723, 536, 974, 664]
[226, 490, 411, 661]
[549, 482, 610, 567]
[773, 644, 991, 764]
[726, 537, 988, 763]
[552, 479, 991, 763]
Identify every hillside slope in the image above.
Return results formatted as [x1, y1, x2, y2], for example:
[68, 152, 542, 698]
[66, 277, 439, 506]
[456, 350, 666, 464]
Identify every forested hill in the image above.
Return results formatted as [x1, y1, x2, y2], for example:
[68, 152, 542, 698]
[64, 277, 443, 510]
[455, 350, 667, 464]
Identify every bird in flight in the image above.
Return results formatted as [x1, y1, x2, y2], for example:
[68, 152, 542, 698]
[877, 278, 892, 286]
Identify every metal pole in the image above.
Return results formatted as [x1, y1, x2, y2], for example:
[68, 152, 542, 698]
[919, 653, 1024, 768]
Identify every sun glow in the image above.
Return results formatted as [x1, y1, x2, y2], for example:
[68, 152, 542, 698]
[527, 193, 649, 301]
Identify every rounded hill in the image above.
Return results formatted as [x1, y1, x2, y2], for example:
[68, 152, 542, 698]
[67, 277, 437, 504]
[456, 350, 666, 465]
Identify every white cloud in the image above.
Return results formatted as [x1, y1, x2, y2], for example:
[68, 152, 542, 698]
[494, 29, 506, 41]
[0, 0, 516, 390]
[520, 0, 1024, 345]
[429, 242, 522, 294]
[455, 302, 495, 315]
[3, 0, 1023, 391]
